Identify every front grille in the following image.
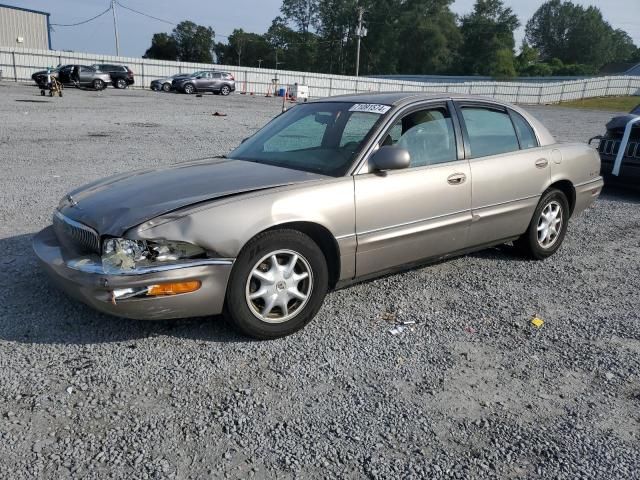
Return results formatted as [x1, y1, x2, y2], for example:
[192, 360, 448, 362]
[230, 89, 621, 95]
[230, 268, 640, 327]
[599, 138, 640, 159]
[53, 211, 101, 254]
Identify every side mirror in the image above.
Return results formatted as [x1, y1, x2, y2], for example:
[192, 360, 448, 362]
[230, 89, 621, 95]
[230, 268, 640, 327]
[369, 146, 410, 172]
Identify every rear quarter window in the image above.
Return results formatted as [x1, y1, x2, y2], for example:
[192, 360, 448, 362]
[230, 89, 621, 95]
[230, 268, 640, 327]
[510, 110, 538, 149]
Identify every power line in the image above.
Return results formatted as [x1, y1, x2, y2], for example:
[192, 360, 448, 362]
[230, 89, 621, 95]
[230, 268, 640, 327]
[116, 1, 176, 26]
[51, 5, 112, 27]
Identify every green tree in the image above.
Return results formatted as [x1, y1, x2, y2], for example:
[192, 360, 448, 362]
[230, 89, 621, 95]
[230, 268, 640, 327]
[144, 21, 215, 63]
[281, 0, 320, 34]
[215, 29, 272, 67]
[143, 33, 178, 60]
[396, 0, 462, 75]
[526, 1, 638, 68]
[172, 21, 216, 63]
[459, 0, 520, 77]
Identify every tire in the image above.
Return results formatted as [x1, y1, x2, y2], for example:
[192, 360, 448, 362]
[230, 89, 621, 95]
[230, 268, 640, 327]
[162, 82, 171, 92]
[183, 83, 195, 94]
[225, 229, 329, 339]
[220, 85, 231, 96]
[115, 78, 127, 89]
[93, 79, 105, 90]
[516, 189, 570, 260]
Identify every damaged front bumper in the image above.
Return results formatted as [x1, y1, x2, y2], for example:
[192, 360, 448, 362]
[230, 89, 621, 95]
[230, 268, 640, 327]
[32, 226, 234, 320]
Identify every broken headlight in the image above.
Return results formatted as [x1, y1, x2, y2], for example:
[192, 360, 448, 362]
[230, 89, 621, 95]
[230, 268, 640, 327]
[102, 238, 206, 273]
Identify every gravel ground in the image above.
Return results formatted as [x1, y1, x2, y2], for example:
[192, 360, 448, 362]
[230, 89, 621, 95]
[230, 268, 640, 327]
[0, 82, 639, 479]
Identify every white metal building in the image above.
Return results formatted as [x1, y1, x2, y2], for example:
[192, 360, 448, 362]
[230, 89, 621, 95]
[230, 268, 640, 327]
[0, 4, 51, 50]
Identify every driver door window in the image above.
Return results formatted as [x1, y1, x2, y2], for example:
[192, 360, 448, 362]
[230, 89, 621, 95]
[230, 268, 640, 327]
[381, 107, 458, 167]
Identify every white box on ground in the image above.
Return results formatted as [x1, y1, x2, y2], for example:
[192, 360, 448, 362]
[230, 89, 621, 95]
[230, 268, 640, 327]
[290, 83, 309, 101]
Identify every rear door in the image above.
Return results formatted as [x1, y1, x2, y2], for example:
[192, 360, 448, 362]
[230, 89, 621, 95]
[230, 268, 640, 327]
[210, 72, 223, 91]
[79, 66, 96, 85]
[454, 101, 551, 246]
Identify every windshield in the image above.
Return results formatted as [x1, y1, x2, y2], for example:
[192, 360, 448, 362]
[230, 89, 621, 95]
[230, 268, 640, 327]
[229, 102, 389, 176]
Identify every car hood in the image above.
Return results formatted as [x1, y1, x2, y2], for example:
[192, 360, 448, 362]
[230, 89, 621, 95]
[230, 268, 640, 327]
[606, 113, 640, 132]
[58, 158, 327, 237]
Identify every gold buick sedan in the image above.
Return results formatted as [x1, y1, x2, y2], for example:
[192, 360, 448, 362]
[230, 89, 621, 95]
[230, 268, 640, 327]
[33, 93, 603, 339]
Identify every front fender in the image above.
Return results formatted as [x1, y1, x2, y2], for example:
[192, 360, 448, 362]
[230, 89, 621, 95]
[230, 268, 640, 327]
[128, 177, 356, 270]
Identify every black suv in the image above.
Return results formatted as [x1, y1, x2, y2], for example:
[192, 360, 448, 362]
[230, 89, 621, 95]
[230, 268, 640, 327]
[590, 104, 640, 187]
[91, 64, 135, 89]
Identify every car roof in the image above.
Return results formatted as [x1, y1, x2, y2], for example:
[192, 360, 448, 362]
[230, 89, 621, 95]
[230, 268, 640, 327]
[314, 92, 449, 106]
[313, 91, 523, 108]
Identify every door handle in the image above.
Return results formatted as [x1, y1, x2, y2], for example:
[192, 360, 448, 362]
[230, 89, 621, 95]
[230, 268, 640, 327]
[447, 173, 467, 185]
[535, 158, 549, 169]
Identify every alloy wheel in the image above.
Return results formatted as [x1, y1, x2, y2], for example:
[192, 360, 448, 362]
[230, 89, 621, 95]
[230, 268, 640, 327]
[245, 250, 313, 324]
[537, 200, 563, 249]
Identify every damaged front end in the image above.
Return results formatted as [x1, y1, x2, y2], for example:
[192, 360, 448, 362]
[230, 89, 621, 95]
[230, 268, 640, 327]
[33, 210, 235, 319]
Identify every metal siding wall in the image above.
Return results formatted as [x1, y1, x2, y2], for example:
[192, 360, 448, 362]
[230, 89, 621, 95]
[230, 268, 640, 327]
[1, 46, 639, 104]
[0, 7, 49, 50]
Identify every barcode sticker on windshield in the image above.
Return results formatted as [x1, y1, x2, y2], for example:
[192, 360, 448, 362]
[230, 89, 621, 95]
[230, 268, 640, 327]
[349, 104, 391, 114]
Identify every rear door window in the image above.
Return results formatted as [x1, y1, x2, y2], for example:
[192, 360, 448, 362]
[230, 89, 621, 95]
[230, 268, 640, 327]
[461, 107, 520, 158]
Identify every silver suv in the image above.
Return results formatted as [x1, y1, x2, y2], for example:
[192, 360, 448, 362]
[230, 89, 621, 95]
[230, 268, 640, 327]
[172, 70, 235, 95]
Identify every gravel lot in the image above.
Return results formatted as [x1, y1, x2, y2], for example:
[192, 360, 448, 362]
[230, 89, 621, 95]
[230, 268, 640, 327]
[1, 82, 639, 479]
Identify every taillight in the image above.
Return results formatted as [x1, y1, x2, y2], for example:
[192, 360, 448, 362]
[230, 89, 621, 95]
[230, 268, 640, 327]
[127, 68, 134, 77]
[228, 74, 234, 80]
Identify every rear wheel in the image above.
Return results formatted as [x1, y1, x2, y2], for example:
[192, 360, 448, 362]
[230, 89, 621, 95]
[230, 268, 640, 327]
[225, 230, 329, 339]
[220, 85, 231, 96]
[516, 189, 570, 260]
[162, 82, 171, 92]
[183, 83, 195, 94]
[93, 79, 105, 90]
[115, 78, 127, 89]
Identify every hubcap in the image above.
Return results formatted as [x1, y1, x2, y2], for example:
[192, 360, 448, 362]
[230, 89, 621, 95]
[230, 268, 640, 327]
[537, 200, 563, 249]
[245, 250, 313, 324]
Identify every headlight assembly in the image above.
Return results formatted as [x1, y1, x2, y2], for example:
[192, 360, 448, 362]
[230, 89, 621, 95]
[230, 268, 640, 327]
[102, 238, 206, 273]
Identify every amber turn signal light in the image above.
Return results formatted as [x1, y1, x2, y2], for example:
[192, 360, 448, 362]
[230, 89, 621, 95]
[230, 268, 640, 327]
[147, 281, 201, 296]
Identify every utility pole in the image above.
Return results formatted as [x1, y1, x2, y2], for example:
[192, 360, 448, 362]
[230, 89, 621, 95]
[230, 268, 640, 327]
[111, 0, 120, 56]
[355, 6, 367, 77]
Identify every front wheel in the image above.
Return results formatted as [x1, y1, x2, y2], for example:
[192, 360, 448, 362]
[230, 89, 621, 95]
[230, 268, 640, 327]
[183, 83, 195, 94]
[225, 230, 329, 339]
[516, 189, 570, 260]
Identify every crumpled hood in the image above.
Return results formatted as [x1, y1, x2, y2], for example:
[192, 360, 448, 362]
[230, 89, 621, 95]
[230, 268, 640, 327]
[59, 158, 327, 236]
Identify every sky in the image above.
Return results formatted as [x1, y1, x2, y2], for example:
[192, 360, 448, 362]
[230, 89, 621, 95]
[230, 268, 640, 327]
[9, 0, 640, 59]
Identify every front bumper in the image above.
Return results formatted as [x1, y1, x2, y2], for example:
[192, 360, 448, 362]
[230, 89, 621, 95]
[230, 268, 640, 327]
[33, 226, 234, 320]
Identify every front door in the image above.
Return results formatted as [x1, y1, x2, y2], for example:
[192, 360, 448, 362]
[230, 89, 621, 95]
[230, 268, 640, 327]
[354, 103, 472, 277]
[454, 103, 551, 246]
